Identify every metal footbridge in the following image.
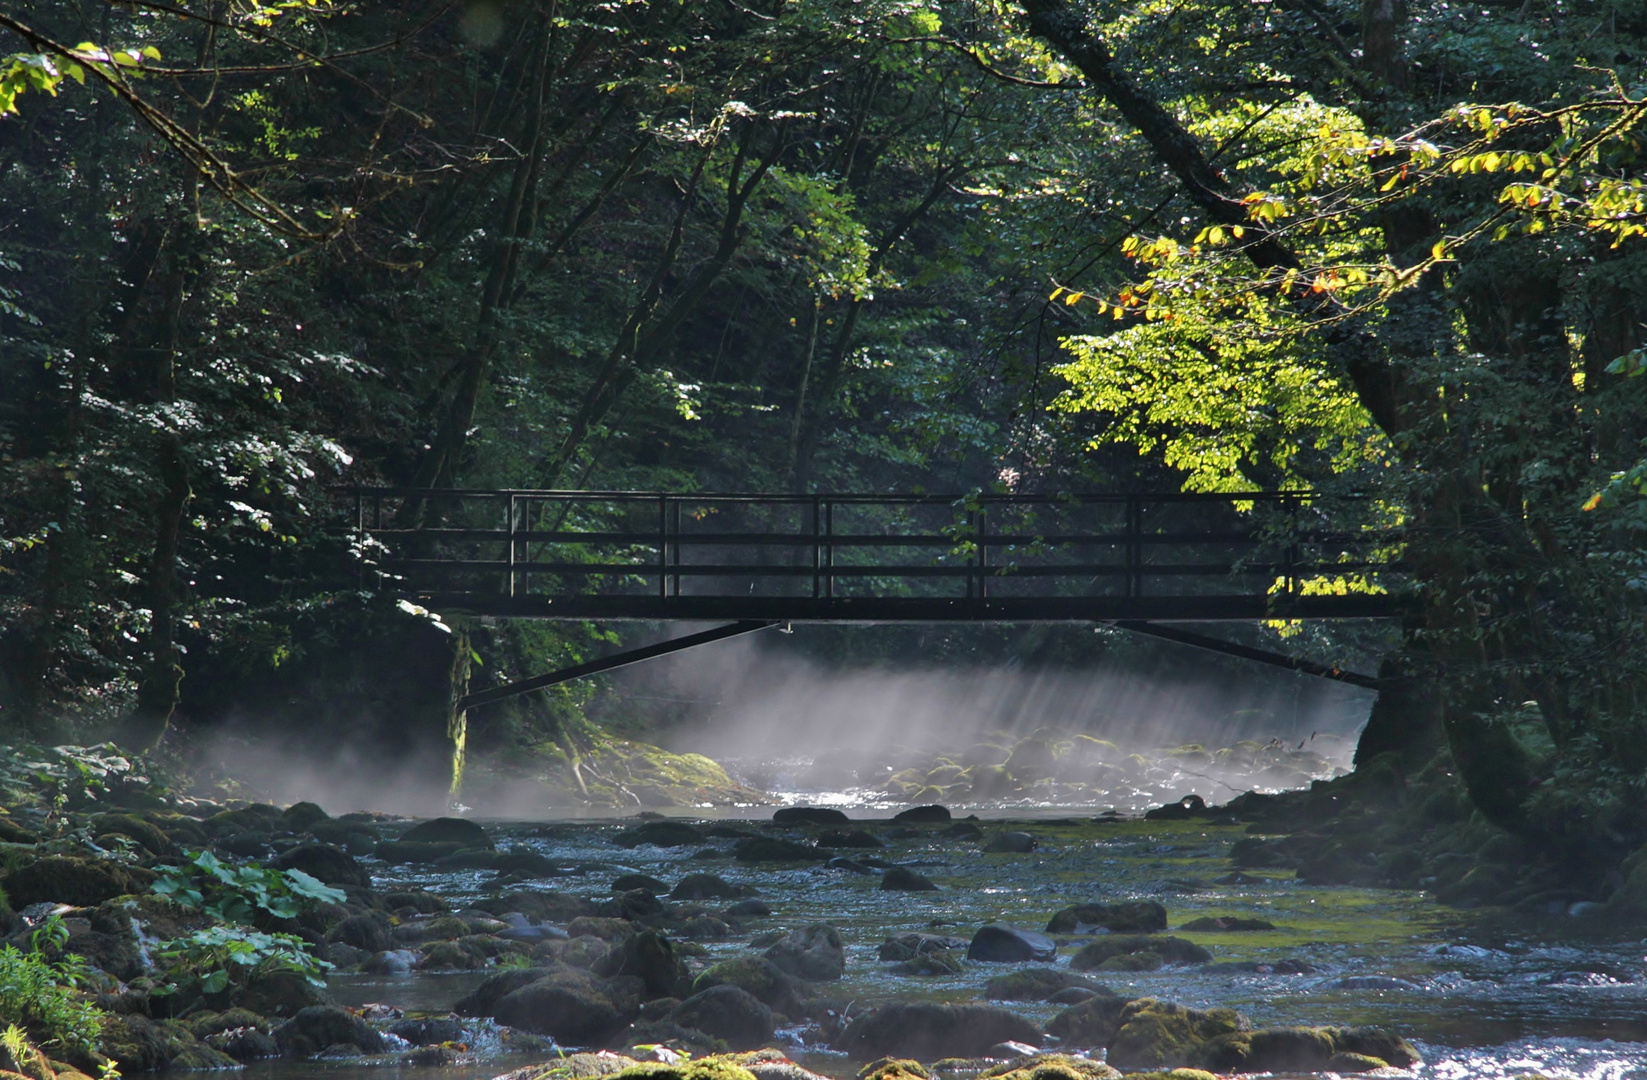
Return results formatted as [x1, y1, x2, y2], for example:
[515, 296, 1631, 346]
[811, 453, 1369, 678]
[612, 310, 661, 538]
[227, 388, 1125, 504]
[341, 488, 1406, 706]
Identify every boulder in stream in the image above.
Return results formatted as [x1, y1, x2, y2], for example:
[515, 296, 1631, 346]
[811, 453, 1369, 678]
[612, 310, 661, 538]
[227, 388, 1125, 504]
[966, 924, 1056, 963]
[881, 867, 938, 891]
[275, 1005, 386, 1057]
[1068, 935, 1210, 971]
[983, 831, 1037, 854]
[984, 969, 1111, 1002]
[667, 985, 774, 1047]
[892, 805, 951, 823]
[1102, 998, 1248, 1072]
[671, 873, 745, 900]
[693, 956, 808, 1018]
[837, 1003, 1043, 1060]
[492, 970, 633, 1045]
[1045, 901, 1166, 934]
[763, 923, 846, 981]
[398, 816, 494, 849]
[1197, 1024, 1421, 1073]
[773, 807, 849, 825]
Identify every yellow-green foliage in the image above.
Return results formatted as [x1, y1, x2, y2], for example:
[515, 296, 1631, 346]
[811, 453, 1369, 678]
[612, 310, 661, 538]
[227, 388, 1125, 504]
[1054, 318, 1381, 493]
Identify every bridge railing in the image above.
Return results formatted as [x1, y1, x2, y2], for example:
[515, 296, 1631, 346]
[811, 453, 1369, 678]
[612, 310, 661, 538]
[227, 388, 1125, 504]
[340, 488, 1403, 612]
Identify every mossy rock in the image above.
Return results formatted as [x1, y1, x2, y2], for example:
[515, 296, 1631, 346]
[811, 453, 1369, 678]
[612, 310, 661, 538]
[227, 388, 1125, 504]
[494, 1052, 639, 1080]
[609, 1059, 758, 1080]
[894, 948, 962, 975]
[282, 802, 330, 831]
[0, 1029, 55, 1080]
[187, 1009, 270, 1039]
[1197, 1027, 1335, 1072]
[87, 814, 174, 857]
[1115, 1071, 1215, 1080]
[985, 968, 1110, 1002]
[1069, 936, 1209, 971]
[1104, 999, 1248, 1072]
[858, 1059, 929, 1080]
[1326, 1053, 1389, 1073]
[420, 939, 489, 970]
[382, 889, 447, 914]
[1176, 917, 1274, 932]
[1045, 995, 1133, 1047]
[202, 804, 284, 836]
[692, 956, 807, 1017]
[0, 817, 39, 845]
[2, 857, 155, 908]
[979, 1054, 1121, 1080]
[1046, 902, 1166, 934]
[1096, 951, 1163, 972]
[101, 1015, 217, 1073]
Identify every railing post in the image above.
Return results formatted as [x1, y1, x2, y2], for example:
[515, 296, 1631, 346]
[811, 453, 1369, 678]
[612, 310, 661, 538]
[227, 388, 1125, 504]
[671, 499, 683, 598]
[812, 496, 822, 600]
[658, 496, 669, 600]
[824, 500, 835, 599]
[507, 494, 518, 599]
[976, 506, 988, 600]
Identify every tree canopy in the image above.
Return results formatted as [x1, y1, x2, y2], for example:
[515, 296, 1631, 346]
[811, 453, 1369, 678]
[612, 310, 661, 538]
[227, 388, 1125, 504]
[2, 0, 1646, 861]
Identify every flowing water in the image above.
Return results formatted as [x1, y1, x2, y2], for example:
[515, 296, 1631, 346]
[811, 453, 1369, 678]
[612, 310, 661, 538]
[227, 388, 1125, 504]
[263, 810, 1647, 1080]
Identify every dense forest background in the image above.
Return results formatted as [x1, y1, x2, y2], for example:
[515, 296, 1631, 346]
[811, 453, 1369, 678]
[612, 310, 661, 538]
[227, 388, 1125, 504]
[2, 0, 1646, 862]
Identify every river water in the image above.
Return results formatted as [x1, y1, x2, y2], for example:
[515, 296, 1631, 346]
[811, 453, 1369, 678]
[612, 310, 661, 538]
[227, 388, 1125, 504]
[259, 808, 1647, 1080]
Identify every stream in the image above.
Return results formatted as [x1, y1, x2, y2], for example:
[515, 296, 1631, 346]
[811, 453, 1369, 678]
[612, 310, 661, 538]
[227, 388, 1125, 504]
[253, 809, 1647, 1080]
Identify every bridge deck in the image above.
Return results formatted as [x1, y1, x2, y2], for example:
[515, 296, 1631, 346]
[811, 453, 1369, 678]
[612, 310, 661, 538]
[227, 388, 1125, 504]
[344, 488, 1407, 622]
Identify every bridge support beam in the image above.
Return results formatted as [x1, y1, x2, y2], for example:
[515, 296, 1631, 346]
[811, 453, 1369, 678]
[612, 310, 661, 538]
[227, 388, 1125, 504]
[456, 620, 778, 711]
[1110, 621, 1381, 690]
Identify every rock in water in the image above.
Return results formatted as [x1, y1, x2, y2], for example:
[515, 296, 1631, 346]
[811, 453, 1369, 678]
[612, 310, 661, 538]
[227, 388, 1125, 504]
[1103, 998, 1247, 1072]
[984, 969, 1111, 1002]
[773, 807, 850, 825]
[837, 1003, 1043, 1059]
[1046, 995, 1134, 1047]
[966, 924, 1056, 963]
[670, 873, 743, 900]
[764, 923, 846, 981]
[613, 821, 704, 849]
[595, 929, 692, 999]
[983, 831, 1037, 853]
[1069, 935, 1211, 970]
[667, 986, 774, 1047]
[692, 957, 809, 1018]
[275, 1006, 386, 1057]
[1178, 915, 1276, 932]
[1045, 901, 1167, 934]
[270, 843, 371, 888]
[398, 816, 495, 849]
[881, 867, 938, 892]
[892, 805, 951, 823]
[1197, 1024, 1420, 1072]
[491, 971, 630, 1045]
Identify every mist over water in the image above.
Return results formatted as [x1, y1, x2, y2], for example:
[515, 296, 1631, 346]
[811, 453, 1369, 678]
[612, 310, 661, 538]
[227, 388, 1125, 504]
[638, 629, 1377, 813]
[179, 625, 1377, 817]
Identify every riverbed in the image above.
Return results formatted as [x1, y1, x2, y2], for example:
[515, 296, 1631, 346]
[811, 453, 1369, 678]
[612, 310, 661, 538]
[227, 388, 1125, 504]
[286, 812, 1647, 1080]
